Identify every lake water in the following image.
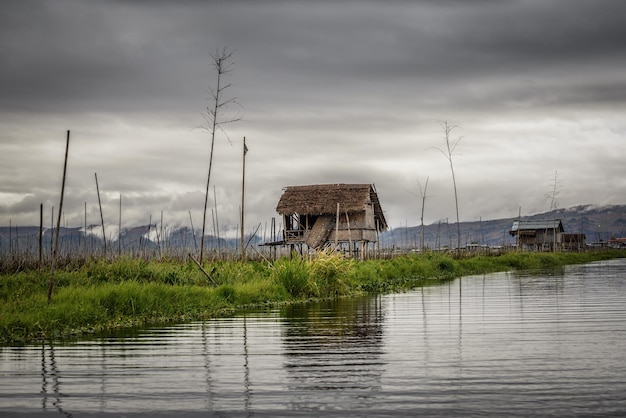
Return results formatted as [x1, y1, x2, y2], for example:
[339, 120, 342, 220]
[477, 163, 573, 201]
[2, 258, 626, 417]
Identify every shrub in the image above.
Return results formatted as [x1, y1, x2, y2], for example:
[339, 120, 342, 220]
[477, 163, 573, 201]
[437, 258, 455, 274]
[217, 285, 236, 303]
[272, 257, 311, 297]
[308, 250, 352, 296]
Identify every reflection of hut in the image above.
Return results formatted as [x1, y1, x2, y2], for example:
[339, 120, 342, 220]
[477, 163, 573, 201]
[274, 184, 387, 258]
[509, 219, 564, 251]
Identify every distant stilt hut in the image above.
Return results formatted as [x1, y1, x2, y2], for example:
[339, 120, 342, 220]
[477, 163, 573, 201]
[509, 219, 564, 251]
[272, 183, 388, 259]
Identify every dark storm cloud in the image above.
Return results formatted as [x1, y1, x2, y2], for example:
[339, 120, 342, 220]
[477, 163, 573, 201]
[0, 0, 208, 113]
[1, 0, 625, 229]
[2, 0, 625, 114]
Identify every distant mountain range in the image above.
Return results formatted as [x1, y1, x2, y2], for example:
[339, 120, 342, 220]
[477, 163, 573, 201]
[2, 204, 625, 255]
[380, 204, 626, 249]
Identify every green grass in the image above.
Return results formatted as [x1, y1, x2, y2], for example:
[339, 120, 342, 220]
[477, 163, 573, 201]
[1, 250, 624, 345]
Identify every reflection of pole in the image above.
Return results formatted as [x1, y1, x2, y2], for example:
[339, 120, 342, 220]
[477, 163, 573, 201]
[202, 323, 214, 410]
[41, 341, 71, 417]
[243, 315, 251, 414]
[100, 337, 107, 412]
[41, 341, 49, 410]
[457, 278, 463, 382]
[459, 276, 462, 320]
[421, 288, 430, 370]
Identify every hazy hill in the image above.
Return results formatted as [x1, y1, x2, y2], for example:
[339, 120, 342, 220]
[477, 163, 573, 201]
[381, 204, 626, 249]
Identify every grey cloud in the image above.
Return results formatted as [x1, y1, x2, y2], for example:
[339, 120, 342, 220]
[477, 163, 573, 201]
[1, 0, 625, 231]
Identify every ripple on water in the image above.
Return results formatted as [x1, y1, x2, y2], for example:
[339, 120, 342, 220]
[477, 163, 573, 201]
[2, 259, 626, 416]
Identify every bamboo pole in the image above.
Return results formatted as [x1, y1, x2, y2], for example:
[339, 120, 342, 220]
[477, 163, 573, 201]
[84, 201, 87, 257]
[145, 215, 152, 259]
[517, 206, 521, 252]
[39, 204, 43, 270]
[214, 186, 221, 258]
[345, 211, 352, 258]
[157, 210, 163, 260]
[48, 130, 70, 304]
[95, 172, 106, 257]
[188, 253, 217, 286]
[50, 207, 54, 258]
[376, 219, 380, 259]
[271, 217, 276, 260]
[200, 170, 210, 263]
[118, 193, 122, 258]
[335, 203, 339, 249]
[241, 137, 247, 262]
[188, 211, 197, 251]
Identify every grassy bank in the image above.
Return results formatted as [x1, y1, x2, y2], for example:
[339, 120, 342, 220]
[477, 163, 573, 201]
[1, 250, 624, 345]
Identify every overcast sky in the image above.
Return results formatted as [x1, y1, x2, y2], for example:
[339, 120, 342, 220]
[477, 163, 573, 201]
[1, 0, 625, 237]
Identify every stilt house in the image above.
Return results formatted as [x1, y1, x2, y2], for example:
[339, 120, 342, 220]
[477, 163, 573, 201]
[509, 219, 564, 251]
[275, 184, 387, 256]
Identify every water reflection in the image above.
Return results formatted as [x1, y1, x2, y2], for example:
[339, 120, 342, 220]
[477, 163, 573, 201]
[280, 296, 385, 411]
[1, 259, 626, 416]
[40, 341, 72, 417]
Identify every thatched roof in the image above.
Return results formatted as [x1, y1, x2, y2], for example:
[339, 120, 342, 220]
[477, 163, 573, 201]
[276, 183, 387, 230]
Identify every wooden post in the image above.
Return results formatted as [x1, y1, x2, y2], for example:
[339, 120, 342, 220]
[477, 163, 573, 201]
[157, 210, 163, 260]
[39, 204, 43, 270]
[335, 203, 340, 249]
[271, 217, 276, 260]
[84, 201, 87, 257]
[118, 193, 122, 258]
[241, 137, 247, 262]
[517, 206, 521, 252]
[345, 211, 352, 258]
[200, 171, 210, 264]
[189, 253, 217, 286]
[188, 211, 197, 252]
[48, 130, 70, 304]
[95, 172, 107, 257]
[214, 186, 221, 259]
[145, 215, 152, 259]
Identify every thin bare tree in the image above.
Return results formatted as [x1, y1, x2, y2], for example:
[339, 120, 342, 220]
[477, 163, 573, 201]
[433, 120, 463, 255]
[94, 172, 106, 257]
[407, 176, 431, 252]
[199, 48, 242, 263]
[417, 176, 430, 252]
[547, 169, 560, 214]
[546, 169, 561, 251]
[48, 130, 70, 303]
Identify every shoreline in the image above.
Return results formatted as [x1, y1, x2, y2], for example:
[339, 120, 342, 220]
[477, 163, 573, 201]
[2, 250, 625, 345]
